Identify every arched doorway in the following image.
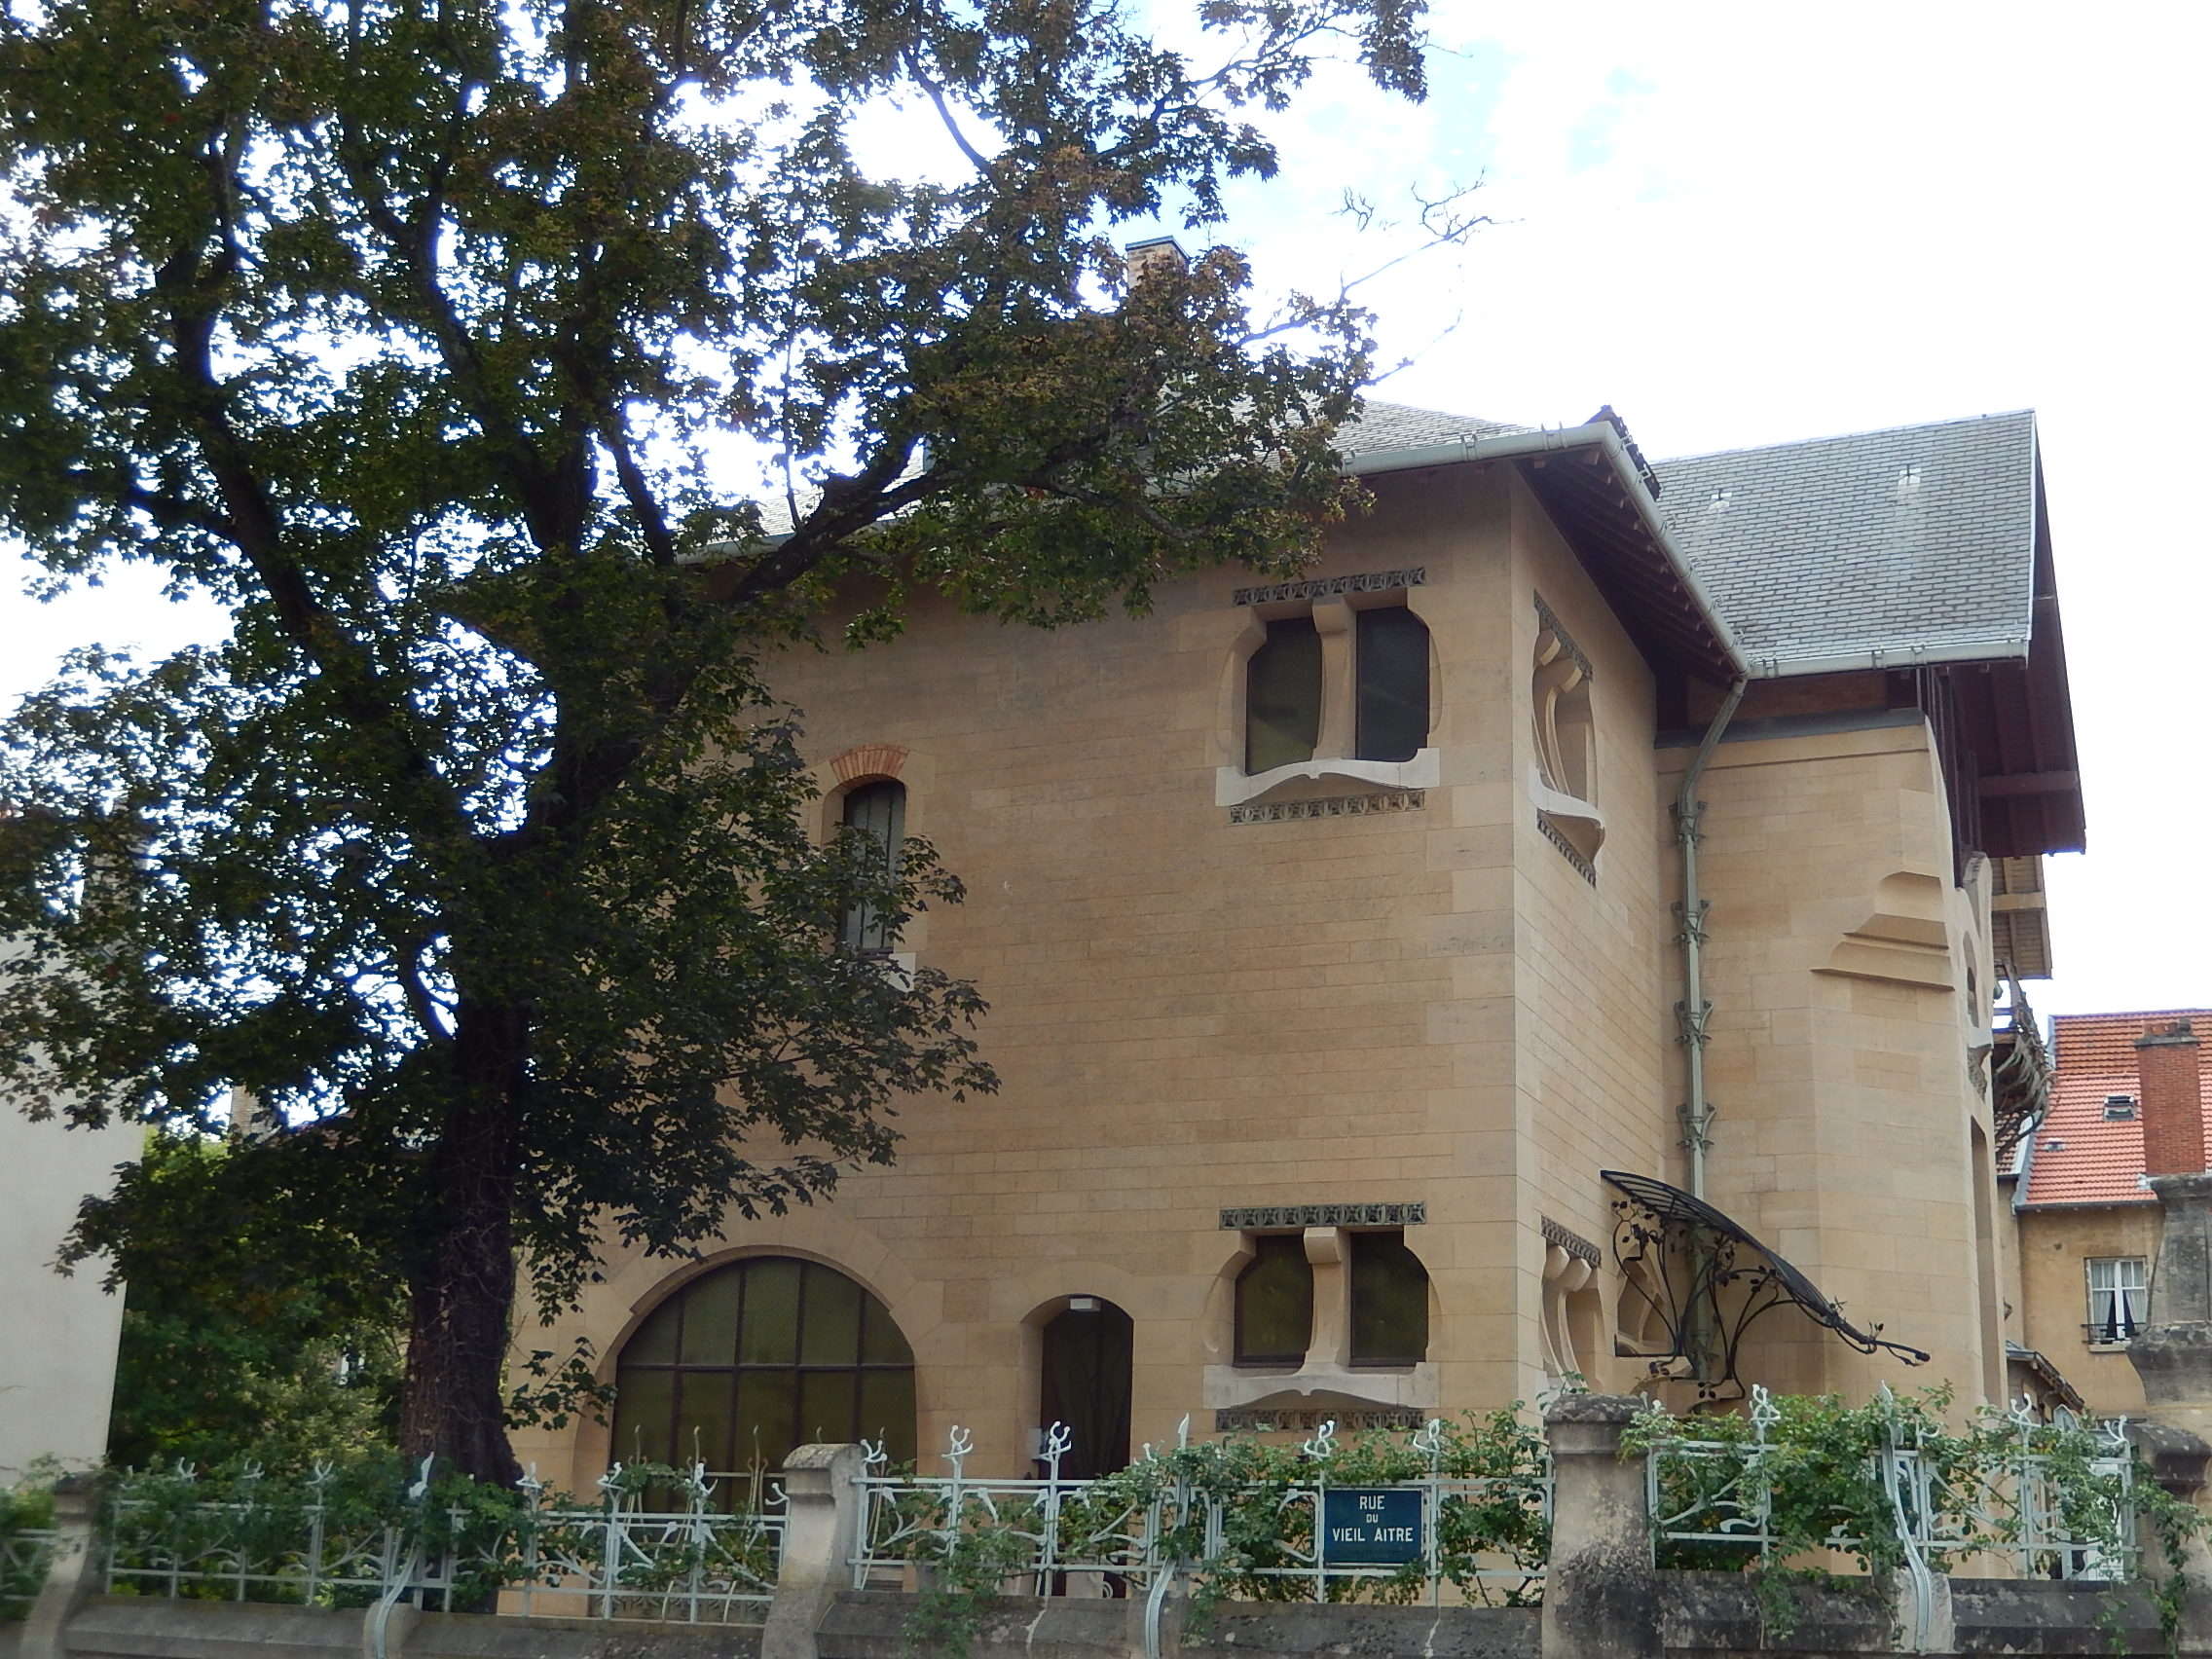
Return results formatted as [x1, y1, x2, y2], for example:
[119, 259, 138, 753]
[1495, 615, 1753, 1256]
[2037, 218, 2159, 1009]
[611, 1256, 916, 1507]
[1039, 1298, 1133, 1478]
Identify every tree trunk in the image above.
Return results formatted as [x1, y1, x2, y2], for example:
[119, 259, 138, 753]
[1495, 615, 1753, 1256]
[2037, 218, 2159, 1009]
[397, 1003, 529, 1488]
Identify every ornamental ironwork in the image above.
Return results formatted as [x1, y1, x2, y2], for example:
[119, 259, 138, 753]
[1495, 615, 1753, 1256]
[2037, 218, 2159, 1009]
[1539, 1215, 1602, 1268]
[1991, 968, 2053, 1164]
[1602, 1169, 1929, 1403]
[1229, 791, 1424, 826]
[1234, 568, 1425, 606]
[1215, 1409, 1426, 1432]
[1220, 1202, 1426, 1230]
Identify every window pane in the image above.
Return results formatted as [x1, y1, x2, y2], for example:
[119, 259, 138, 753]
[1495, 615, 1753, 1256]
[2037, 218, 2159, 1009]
[840, 781, 906, 951]
[1355, 607, 1429, 762]
[1235, 1234, 1313, 1363]
[799, 1371, 860, 1447]
[799, 1265, 864, 1366]
[674, 1371, 738, 1476]
[739, 1259, 802, 1364]
[679, 1270, 743, 1366]
[617, 1258, 917, 1485]
[623, 1295, 682, 1366]
[610, 1367, 677, 1467]
[860, 1296, 915, 1365]
[858, 1370, 917, 1465]
[1349, 1231, 1430, 1363]
[734, 1370, 798, 1475]
[1246, 618, 1321, 773]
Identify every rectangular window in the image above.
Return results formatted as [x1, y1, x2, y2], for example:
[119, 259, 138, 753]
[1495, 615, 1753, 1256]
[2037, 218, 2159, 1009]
[2085, 1257, 2148, 1343]
[1245, 617, 1322, 773]
[1348, 1230, 1429, 1365]
[839, 780, 905, 952]
[1352, 606, 1429, 762]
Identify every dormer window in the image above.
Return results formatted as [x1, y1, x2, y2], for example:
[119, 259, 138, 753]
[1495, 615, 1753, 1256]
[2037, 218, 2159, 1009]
[2104, 1094, 2138, 1122]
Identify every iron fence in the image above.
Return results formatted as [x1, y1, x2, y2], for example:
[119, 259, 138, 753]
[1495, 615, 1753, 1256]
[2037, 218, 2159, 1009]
[852, 1418, 1552, 1604]
[2, 1527, 59, 1619]
[99, 1460, 783, 1624]
[1646, 1383, 2133, 1579]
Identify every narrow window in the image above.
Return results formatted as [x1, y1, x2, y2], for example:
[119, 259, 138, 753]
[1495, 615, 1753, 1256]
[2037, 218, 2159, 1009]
[2085, 1257, 2147, 1343]
[1353, 606, 1430, 762]
[1234, 1234, 1313, 1364]
[1349, 1231, 1429, 1364]
[1245, 617, 1322, 773]
[839, 780, 905, 953]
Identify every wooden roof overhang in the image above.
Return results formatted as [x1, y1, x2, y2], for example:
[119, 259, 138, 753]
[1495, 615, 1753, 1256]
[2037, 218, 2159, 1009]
[1513, 443, 1743, 686]
[1344, 421, 1744, 686]
[1945, 461, 2086, 857]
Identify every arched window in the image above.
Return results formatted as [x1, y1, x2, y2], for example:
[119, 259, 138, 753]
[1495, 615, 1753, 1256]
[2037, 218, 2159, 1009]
[1234, 1234, 1314, 1365]
[1348, 1230, 1429, 1364]
[838, 780, 906, 953]
[611, 1257, 916, 1505]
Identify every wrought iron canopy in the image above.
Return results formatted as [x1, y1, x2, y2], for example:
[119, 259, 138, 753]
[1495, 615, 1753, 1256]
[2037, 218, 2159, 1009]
[1602, 1169, 1930, 1402]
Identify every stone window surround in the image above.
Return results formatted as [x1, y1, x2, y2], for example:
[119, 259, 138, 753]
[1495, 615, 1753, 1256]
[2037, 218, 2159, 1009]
[1214, 595, 1442, 808]
[1539, 1217, 1604, 1383]
[822, 743, 923, 974]
[1530, 593, 1604, 874]
[1202, 1225, 1439, 1415]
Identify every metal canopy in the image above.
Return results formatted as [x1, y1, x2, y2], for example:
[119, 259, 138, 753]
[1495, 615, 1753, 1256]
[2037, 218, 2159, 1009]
[1603, 1169, 1930, 1403]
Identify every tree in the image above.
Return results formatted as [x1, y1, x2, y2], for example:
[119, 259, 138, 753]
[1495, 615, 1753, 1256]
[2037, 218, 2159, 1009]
[0, 0, 1470, 1483]
[88, 1132, 407, 1473]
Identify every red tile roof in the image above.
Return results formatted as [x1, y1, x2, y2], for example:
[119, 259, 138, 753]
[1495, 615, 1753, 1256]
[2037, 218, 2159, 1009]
[2020, 1011, 2212, 1206]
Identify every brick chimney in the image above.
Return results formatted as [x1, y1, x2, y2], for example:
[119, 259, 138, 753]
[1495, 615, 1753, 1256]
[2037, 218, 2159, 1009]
[2139, 1019, 2205, 1177]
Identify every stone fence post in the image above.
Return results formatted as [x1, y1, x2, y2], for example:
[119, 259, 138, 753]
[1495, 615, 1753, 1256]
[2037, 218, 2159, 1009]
[1541, 1393, 1659, 1659]
[20, 1472, 103, 1659]
[761, 1442, 866, 1659]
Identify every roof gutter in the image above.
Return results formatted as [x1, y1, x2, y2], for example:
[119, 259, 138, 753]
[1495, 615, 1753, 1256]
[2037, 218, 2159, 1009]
[1742, 637, 2032, 680]
[1343, 424, 1749, 681]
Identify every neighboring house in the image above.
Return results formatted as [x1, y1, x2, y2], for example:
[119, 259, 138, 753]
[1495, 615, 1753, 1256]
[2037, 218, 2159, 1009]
[2008, 1011, 2212, 1419]
[0, 944, 131, 1481]
[514, 400, 2083, 1491]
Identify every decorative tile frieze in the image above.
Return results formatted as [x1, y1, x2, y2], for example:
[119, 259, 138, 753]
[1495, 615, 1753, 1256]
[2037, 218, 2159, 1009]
[1229, 790, 1424, 826]
[1533, 592, 1594, 682]
[1234, 567, 1425, 607]
[1540, 1215, 1603, 1268]
[1220, 1201, 1426, 1230]
[1537, 811, 1598, 884]
[1216, 1408, 1426, 1433]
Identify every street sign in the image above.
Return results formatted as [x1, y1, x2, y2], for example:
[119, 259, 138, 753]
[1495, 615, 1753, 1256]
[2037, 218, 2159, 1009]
[1320, 1488, 1422, 1565]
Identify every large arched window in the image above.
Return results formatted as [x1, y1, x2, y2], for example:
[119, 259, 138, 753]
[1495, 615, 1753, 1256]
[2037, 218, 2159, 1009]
[611, 1257, 916, 1504]
[838, 780, 906, 953]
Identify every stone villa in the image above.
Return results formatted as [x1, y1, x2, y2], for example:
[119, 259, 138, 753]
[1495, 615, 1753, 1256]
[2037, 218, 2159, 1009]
[513, 399, 2083, 1493]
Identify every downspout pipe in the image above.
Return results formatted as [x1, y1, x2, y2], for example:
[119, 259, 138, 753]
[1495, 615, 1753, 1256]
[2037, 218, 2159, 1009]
[1677, 677, 1749, 1201]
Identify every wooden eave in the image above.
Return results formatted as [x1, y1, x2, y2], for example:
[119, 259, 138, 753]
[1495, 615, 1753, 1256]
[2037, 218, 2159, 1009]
[1514, 449, 1740, 685]
[1950, 459, 2087, 857]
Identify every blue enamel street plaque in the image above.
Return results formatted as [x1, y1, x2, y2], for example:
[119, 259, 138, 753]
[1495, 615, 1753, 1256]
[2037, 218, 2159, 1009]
[1320, 1489, 1423, 1565]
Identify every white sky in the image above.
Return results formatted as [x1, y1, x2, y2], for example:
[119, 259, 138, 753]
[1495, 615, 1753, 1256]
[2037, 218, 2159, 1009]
[3, 0, 2206, 1022]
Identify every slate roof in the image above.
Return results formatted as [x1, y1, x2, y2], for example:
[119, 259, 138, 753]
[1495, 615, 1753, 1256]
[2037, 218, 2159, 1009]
[1652, 412, 2041, 673]
[1339, 400, 1528, 453]
[2020, 1012, 2212, 1207]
